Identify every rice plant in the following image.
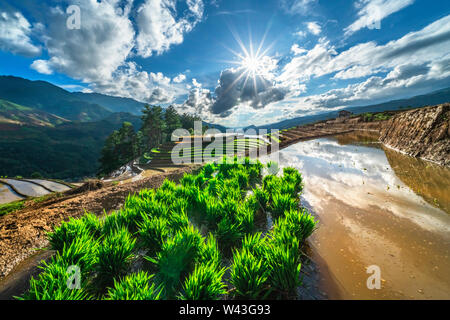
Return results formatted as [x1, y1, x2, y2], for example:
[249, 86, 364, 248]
[20, 258, 91, 300]
[241, 233, 267, 259]
[230, 248, 270, 299]
[198, 233, 221, 268]
[236, 204, 255, 234]
[102, 209, 138, 235]
[179, 263, 227, 300]
[147, 225, 203, 298]
[201, 163, 216, 179]
[138, 216, 170, 254]
[48, 216, 93, 252]
[215, 217, 243, 253]
[270, 192, 299, 220]
[95, 228, 136, 288]
[252, 188, 269, 211]
[282, 167, 303, 193]
[266, 239, 301, 296]
[106, 271, 162, 300]
[59, 233, 99, 272]
[274, 208, 317, 242]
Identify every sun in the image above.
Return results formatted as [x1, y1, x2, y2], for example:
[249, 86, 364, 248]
[240, 56, 263, 74]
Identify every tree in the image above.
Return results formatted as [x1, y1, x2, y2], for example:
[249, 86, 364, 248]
[141, 105, 165, 149]
[164, 105, 181, 142]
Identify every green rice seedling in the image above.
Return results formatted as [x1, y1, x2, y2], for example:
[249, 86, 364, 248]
[253, 188, 269, 211]
[59, 233, 99, 272]
[215, 217, 243, 253]
[179, 263, 227, 300]
[205, 197, 223, 228]
[220, 197, 239, 221]
[138, 216, 170, 254]
[217, 180, 242, 201]
[206, 177, 222, 196]
[245, 194, 260, 213]
[198, 233, 221, 268]
[280, 182, 297, 199]
[270, 192, 299, 220]
[138, 189, 156, 201]
[236, 204, 255, 234]
[106, 271, 162, 300]
[248, 166, 262, 184]
[282, 167, 303, 193]
[180, 173, 196, 186]
[262, 175, 282, 202]
[167, 210, 190, 232]
[266, 239, 301, 296]
[81, 213, 103, 238]
[160, 179, 177, 193]
[95, 228, 136, 288]
[155, 187, 177, 205]
[20, 257, 91, 300]
[147, 225, 203, 298]
[193, 189, 209, 213]
[102, 209, 137, 234]
[274, 208, 317, 243]
[235, 169, 249, 190]
[241, 233, 267, 259]
[230, 248, 270, 300]
[266, 161, 279, 175]
[48, 217, 92, 252]
[202, 163, 216, 179]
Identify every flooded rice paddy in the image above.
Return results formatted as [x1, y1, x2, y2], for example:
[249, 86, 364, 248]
[0, 183, 23, 204]
[268, 131, 450, 299]
[0, 179, 72, 204]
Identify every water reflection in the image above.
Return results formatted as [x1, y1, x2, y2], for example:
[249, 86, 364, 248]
[0, 183, 23, 204]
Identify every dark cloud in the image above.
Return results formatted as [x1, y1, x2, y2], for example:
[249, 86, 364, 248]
[210, 67, 286, 115]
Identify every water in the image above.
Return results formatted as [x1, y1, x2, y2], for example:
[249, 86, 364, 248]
[0, 183, 23, 204]
[27, 179, 70, 193]
[266, 131, 450, 299]
[2, 179, 50, 197]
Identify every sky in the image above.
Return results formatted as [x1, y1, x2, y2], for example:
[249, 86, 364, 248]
[0, 0, 449, 127]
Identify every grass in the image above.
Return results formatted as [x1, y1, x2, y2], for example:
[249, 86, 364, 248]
[0, 199, 25, 216]
[20, 156, 317, 300]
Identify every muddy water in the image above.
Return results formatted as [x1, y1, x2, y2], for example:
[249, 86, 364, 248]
[0, 183, 23, 204]
[27, 179, 70, 193]
[269, 131, 450, 300]
[2, 179, 50, 197]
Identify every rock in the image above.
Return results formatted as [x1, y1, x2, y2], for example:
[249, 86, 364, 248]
[379, 104, 450, 167]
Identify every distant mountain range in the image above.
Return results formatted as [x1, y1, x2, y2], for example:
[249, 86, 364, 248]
[0, 76, 145, 122]
[254, 87, 450, 130]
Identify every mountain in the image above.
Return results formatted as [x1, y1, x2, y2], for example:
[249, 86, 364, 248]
[0, 113, 141, 180]
[257, 87, 450, 130]
[72, 92, 145, 115]
[0, 76, 145, 121]
[0, 99, 69, 127]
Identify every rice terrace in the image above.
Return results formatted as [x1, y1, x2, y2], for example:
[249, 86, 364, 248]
[0, 0, 449, 314]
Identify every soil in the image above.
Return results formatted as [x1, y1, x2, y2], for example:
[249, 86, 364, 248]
[0, 165, 201, 280]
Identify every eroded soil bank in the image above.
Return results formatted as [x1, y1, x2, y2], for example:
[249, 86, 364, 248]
[272, 132, 450, 299]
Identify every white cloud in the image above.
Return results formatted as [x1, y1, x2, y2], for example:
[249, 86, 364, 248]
[173, 74, 186, 83]
[0, 11, 40, 56]
[345, 0, 415, 36]
[291, 44, 307, 55]
[281, 0, 318, 15]
[30, 59, 53, 75]
[306, 22, 321, 35]
[135, 0, 204, 58]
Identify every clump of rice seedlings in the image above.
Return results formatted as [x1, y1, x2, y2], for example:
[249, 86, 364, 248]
[147, 225, 203, 298]
[179, 263, 227, 300]
[270, 193, 299, 220]
[198, 233, 221, 268]
[282, 167, 303, 193]
[138, 189, 155, 200]
[235, 169, 249, 189]
[205, 198, 223, 228]
[202, 163, 216, 179]
[215, 217, 243, 253]
[274, 208, 317, 243]
[106, 271, 162, 300]
[206, 177, 222, 196]
[262, 175, 282, 201]
[155, 188, 177, 205]
[266, 239, 301, 296]
[160, 179, 176, 193]
[180, 173, 196, 186]
[19, 257, 91, 300]
[48, 217, 93, 252]
[236, 204, 255, 234]
[230, 248, 270, 299]
[266, 161, 279, 175]
[217, 179, 241, 201]
[194, 172, 207, 187]
[220, 197, 239, 220]
[252, 188, 269, 211]
[102, 209, 137, 235]
[95, 228, 135, 288]
[241, 233, 267, 258]
[81, 212, 102, 238]
[167, 209, 190, 231]
[138, 216, 169, 254]
[59, 233, 99, 272]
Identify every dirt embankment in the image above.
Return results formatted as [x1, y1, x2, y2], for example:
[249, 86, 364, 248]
[380, 104, 450, 167]
[0, 165, 200, 279]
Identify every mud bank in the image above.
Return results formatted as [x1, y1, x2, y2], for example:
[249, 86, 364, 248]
[380, 104, 449, 166]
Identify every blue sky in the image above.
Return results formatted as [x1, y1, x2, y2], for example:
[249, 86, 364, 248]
[0, 0, 449, 127]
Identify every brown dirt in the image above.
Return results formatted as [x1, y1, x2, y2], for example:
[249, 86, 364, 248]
[0, 165, 201, 279]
